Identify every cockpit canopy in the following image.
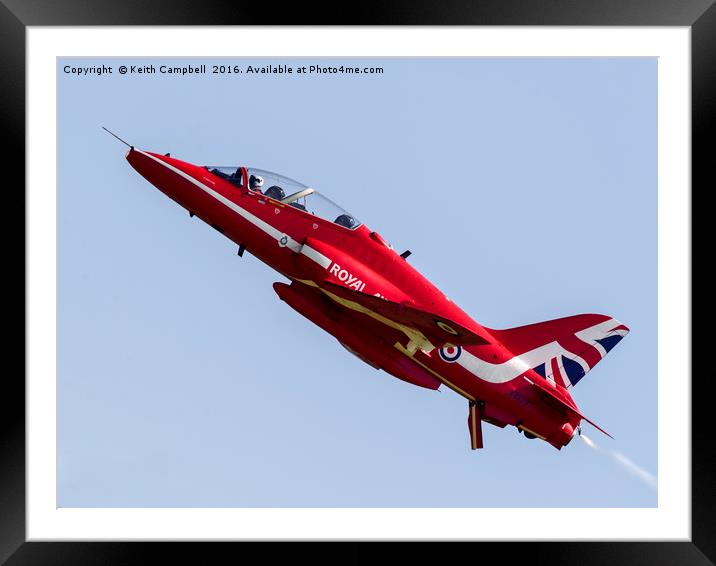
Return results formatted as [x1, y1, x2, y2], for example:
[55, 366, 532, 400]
[205, 165, 361, 230]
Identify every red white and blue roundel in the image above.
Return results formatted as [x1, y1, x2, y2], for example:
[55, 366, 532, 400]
[439, 344, 462, 362]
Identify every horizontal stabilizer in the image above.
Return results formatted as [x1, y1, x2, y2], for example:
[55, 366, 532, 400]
[524, 375, 613, 439]
[319, 281, 490, 348]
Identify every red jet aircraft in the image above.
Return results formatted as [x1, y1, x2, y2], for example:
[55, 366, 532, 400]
[114, 131, 629, 450]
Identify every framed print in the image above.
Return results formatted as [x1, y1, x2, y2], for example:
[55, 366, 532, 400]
[6, 1, 708, 564]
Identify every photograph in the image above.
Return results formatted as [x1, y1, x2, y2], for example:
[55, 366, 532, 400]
[5, 8, 705, 562]
[57, 55, 657, 508]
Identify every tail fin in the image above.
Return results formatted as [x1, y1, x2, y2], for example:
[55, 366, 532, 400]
[486, 314, 629, 388]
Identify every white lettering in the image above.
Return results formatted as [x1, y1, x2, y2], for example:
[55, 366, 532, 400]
[328, 262, 368, 293]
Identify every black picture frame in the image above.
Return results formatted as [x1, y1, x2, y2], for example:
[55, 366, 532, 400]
[5, 1, 707, 564]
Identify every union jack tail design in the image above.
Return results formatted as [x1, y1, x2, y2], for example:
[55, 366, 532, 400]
[487, 314, 630, 389]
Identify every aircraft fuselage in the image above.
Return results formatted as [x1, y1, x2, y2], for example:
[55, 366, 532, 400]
[126, 148, 616, 450]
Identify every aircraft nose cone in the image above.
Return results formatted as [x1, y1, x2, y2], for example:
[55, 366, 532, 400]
[125, 148, 165, 190]
[125, 146, 141, 170]
[126, 148, 167, 182]
[124, 149, 199, 212]
[125, 147, 143, 170]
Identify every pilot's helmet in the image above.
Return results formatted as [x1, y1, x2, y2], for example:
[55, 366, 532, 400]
[334, 214, 356, 229]
[264, 185, 285, 200]
[249, 174, 264, 190]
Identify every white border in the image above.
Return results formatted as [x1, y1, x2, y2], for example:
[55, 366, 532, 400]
[27, 27, 691, 540]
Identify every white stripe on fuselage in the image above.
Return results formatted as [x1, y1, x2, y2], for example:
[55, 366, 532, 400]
[300, 243, 332, 269]
[138, 150, 330, 266]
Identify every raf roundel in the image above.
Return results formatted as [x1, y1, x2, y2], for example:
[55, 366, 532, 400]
[438, 344, 462, 363]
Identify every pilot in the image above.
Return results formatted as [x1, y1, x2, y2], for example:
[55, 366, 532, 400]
[248, 174, 264, 192]
[229, 168, 243, 188]
[264, 185, 285, 201]
[334, 214, 357, 229]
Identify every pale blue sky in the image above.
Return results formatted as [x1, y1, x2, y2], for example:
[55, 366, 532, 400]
[58, 57, 657, 507]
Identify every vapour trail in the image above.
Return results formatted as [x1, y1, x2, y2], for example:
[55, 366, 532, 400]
[579, 433, 657, 490]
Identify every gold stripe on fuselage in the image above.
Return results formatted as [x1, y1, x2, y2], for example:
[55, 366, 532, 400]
[292, 277, 436, 353]
[289, 277, 473, 401]
[393, 342, 474, 401]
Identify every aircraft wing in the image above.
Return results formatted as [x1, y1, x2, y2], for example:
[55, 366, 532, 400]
[318, 281, 490, 350]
